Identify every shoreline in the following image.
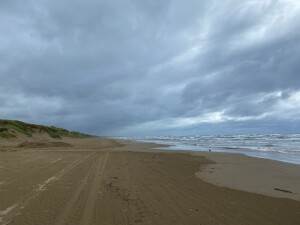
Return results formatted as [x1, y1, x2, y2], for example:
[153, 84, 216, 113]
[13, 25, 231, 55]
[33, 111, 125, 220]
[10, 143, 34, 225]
[123, 138, 300, 165]
[194, 151, 300, 201]
[118, 139, 300, 201]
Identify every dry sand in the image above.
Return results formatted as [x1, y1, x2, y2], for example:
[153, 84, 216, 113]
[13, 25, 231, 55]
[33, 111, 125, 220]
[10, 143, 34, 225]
[0, 138, 299, 225]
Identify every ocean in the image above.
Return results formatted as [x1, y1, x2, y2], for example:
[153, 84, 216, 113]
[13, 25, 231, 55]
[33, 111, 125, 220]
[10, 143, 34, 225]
[118, 134, 300, 165]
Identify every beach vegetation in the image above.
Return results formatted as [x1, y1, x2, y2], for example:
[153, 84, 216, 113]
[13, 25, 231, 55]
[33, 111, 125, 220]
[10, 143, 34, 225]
[0, 120, 93, 139]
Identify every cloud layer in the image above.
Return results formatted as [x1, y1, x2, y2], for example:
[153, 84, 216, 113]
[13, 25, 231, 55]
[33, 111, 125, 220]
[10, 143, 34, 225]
[1, 0, 300, 135]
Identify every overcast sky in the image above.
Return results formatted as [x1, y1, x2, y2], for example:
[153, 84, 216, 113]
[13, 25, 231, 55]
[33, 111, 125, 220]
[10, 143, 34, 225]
[1, 0, 300, 136]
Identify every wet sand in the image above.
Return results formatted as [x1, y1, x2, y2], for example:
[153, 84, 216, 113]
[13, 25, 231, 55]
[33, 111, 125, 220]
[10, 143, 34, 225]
[196, 151, 300, 201]
[0, 138, 299, 225]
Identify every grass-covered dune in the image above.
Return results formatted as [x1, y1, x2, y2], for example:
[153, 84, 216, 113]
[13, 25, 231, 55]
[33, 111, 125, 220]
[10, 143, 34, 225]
[0, 119, 92, 139]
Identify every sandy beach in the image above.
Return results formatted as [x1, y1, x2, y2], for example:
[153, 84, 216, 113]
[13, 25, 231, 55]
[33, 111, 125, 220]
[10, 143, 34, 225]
[196, 151, 300, 201]
[0, 138, 299, 225]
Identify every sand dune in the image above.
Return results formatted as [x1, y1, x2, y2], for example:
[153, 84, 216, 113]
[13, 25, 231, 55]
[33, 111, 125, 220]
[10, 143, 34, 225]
[17, 140, 73, 148]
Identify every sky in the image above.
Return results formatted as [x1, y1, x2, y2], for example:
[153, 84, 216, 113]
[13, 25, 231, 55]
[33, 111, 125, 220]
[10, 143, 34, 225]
[1, 0, 300, 136]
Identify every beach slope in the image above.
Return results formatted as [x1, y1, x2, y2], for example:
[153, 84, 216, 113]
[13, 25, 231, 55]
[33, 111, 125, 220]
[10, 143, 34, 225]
[0, 139, 299, 225]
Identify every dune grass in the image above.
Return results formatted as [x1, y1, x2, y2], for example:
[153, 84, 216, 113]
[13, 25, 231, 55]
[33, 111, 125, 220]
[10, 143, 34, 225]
[0, 120, 92, 139]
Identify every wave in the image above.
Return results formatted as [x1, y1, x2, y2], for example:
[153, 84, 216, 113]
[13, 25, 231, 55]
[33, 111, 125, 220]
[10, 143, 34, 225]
[117, 134, 300, 165]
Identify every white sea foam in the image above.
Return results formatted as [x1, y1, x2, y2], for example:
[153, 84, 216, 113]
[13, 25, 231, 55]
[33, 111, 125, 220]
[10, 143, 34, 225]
[116, 134, 300, 165]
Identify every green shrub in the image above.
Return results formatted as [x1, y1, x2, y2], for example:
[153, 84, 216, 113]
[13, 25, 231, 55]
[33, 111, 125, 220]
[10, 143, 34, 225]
[0, 128, 8, 132]
[46, 130, 61, 139]
[0, 132, 16, 138]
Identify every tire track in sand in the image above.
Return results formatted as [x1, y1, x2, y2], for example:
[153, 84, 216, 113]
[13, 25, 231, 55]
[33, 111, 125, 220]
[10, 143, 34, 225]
[0, 153, 94, 225]
[54, 155, 98, 225]
[79, 152, 109, 225]
[145, 163, 253, 225]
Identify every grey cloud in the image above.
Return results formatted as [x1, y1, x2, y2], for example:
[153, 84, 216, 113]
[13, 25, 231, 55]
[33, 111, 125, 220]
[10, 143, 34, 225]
[1, 0, 300, 135]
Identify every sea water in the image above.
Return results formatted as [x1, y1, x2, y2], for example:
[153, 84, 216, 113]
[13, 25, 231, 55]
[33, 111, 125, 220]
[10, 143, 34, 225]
[117, 134, 300, 165]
